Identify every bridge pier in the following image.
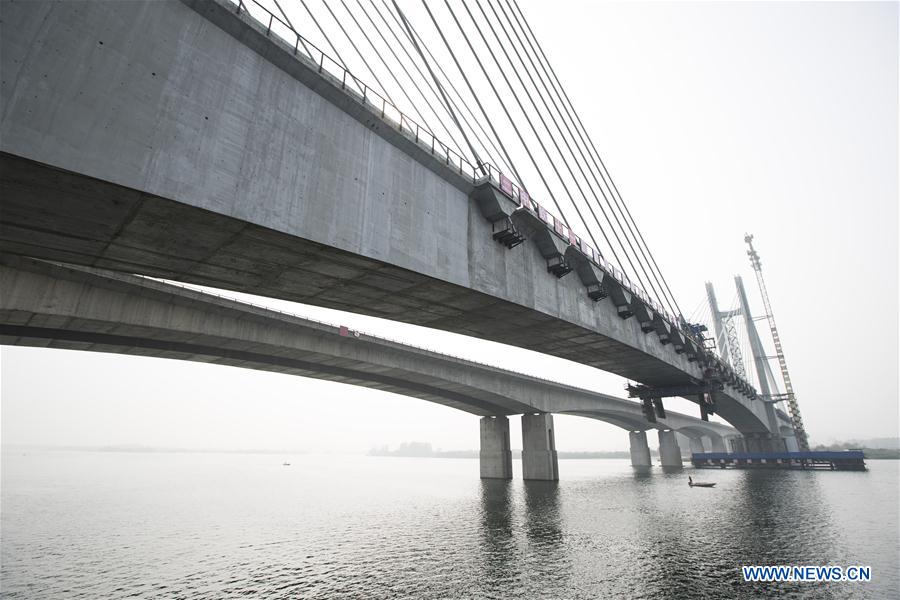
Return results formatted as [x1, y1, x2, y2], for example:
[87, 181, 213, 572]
[744, 435, 764, 453]
[727, 436, 746, 453]
[628, 431, 652, 469]
[688, 437, 706, 455]
[657, 430, 683, 469]
[521, 413, 559, 481]
[480, 416, 513, 479]
[709, 435, 727, 453]
[744, 433, 784, 453]
[783, 435, 800, 453]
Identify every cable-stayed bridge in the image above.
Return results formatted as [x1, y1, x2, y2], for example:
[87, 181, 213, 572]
[0, 0, 798, 477]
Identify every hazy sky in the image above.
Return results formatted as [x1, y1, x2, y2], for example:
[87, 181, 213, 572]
[2, 1, 897, 452]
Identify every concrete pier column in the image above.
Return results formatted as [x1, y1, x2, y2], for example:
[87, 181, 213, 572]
[745, 433, 782, 453]
[657, 430, 683, 469]
[480, 416, 512, 479]
[709, 435, 727, 453]
[772, 436, 789, 453]
[744, 435, 763, 453]
[783, 434, 800, 453]
[521, 413, 559, 481]
[629, 431, 652, 469]
[688, 437, 705, 455]
[728, 436, 747, 453]
[675, 432, 693, 456]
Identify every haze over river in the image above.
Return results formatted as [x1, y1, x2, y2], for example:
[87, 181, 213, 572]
[2, 451, 897, 598]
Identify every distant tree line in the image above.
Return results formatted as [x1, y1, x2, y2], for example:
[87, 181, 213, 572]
[811, 442, 900, 459]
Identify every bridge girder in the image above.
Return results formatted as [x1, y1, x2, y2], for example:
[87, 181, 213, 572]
[0, 256, 741, 438]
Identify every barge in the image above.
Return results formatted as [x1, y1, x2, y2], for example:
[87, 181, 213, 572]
[691, 451, 866, 471]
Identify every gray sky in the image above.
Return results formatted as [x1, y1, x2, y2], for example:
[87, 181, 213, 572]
[2, 0, 897, 452]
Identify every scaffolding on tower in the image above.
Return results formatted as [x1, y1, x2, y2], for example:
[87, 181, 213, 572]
[745, 234, 810, 451]
[705, 281, 747, 378]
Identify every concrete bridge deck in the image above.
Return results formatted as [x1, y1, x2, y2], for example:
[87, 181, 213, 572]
[0, 0, 775, 440]
[0, 256, 736, 433]
[0, 256, 738, 477]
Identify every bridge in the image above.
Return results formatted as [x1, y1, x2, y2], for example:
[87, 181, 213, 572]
[0, 0, 794, 469]
[0, 256, 737, 478]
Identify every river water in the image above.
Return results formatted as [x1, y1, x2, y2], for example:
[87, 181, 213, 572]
[1, 451, 897, 598]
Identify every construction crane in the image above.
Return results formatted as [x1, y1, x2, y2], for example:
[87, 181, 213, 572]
[745, 234, 810, 451]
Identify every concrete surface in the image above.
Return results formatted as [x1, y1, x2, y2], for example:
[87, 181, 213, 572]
[629, 431, 652, 469]
[709, 436, 727, 453]
[658, 430, 683, 469]
[0, 256, 740, 443]
[480, 416, 513, 479]
[0, 0, 773, 435]
[689, 437, 706, 455]
[521, 413, 559, 481]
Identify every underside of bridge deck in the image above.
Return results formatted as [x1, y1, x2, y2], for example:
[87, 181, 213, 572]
[0, 256, 744, 435]
[0, 153, 773, 435]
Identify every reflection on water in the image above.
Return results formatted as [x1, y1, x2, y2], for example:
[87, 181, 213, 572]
[522, 480, 564, 549]
[478, 479, 515, 591]
[1, 452, 897, 599]
[521, 481, 570, 594]
[730, 470, 839, 561]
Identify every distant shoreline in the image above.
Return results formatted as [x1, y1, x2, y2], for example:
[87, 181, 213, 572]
[367, 451, 900, 460]
[368, 449, 634, 459]
[4, 445, 898, 459]
[1, 445, 310, 455]
[1, 446, 634, 459]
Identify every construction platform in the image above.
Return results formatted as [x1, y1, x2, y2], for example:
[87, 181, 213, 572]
[691, 451, 867, 471]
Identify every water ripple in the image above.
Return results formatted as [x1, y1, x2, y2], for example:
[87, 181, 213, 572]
[1, 453, 897, 599]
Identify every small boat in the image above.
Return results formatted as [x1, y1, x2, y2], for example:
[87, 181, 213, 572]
[282, 462, 291, 466]
[688, 476, 715, 488]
